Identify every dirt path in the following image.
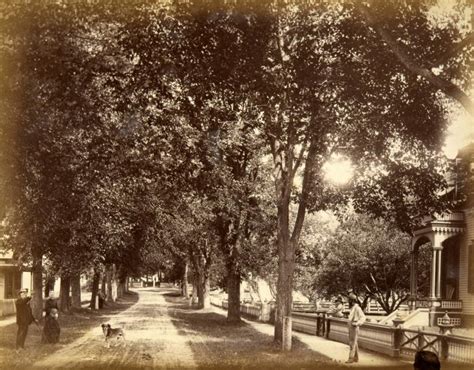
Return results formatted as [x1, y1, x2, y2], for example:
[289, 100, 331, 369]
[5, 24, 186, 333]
[33, 287, 196, 369]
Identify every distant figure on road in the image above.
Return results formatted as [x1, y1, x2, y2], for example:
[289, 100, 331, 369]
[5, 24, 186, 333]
[328, 296, 345, 318]
[346, 293, 366, 364]
[15, 288, 36, 351]
[413, 350, 440, 370]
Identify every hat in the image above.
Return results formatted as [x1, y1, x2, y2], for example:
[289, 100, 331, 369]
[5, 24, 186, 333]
[335, 296, 343, 303]
[18, 288, 28, 294]
[348, 293, 357, 301]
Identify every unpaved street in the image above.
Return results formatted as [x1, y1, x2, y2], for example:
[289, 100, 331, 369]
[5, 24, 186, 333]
[33, 288, 196, 369]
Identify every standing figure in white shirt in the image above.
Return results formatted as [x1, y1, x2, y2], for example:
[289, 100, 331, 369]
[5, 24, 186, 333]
[346, 293, 366, 363]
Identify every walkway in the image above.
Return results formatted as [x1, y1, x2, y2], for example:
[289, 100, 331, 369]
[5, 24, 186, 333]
[0, 315, 15, 328]
[33, 288, 196, 368]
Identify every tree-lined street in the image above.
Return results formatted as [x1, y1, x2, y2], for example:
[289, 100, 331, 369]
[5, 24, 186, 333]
[0, 0, 472, 367]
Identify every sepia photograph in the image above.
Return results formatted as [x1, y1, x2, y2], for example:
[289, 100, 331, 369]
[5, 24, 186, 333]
[0, 0, 473, 369]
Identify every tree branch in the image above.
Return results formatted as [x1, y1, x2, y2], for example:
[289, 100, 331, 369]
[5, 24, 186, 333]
[290, 140, 308, 179]
[431, 33, 474, 67]
[291, 140, 317, 242]
[358, 3, 474, 116]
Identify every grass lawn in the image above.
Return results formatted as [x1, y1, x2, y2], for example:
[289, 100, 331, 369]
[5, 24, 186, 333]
[0, 291, 138, 369]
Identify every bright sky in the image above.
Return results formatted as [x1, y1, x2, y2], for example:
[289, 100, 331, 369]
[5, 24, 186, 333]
[443, 109, 474, 159]
[431, 0, 473, 158]
[322, 154, 354, 185]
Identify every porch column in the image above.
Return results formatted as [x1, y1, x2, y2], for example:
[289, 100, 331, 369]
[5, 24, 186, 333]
[430, 248, 437, 299]
[410, 251, 417, 297]
[436, 248, 442, 299]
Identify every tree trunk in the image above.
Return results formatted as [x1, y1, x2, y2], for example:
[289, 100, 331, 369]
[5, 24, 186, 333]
[70, 272, 81, 309]
[101, 272, 106, 295]
[44, 275, 54, 298]
[182, 262, 189, 298]
[198, 274, 211, 309]
[112, 264, 118, 301]
[31, 249, 43, 320]
[195, 262, 211, 309]
[274, 183, 294, 343]
[272, 140, 316, 346]
[117, 274, 126, 299]
[190, 244, 212, 309]
[274, 238, 296, 343]
[226, 257, 241, 323]
[89, 269, 100, 310]
[106, 264, 114, 302]
[191, 275, 198, 306]
[117, 282, 122, 299]
[59, 275, 71, 312]
[196, 273, 204, 308]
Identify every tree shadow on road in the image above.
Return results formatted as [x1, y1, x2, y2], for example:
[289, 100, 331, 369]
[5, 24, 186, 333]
[0, 291, 139, 369]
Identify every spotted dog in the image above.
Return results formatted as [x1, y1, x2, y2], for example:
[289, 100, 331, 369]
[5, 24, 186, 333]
[101, 323, 125, 348]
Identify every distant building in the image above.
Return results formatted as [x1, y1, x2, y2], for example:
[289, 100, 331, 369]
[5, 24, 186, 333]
[0, 249, 33, 316]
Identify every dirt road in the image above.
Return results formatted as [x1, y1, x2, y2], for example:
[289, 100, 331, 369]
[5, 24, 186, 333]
[33, 287, 196, 369]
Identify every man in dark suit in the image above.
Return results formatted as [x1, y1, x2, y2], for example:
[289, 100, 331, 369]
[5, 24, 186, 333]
[15, 288, 36, 351]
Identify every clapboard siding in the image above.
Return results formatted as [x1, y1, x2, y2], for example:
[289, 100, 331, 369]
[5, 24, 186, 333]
[459, 208, 474, 315]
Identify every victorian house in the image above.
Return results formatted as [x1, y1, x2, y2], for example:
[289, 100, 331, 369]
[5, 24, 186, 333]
[409, 143, 474, 328]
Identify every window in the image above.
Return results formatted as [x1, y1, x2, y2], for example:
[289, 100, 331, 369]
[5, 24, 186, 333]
[4, 270, 21, 299]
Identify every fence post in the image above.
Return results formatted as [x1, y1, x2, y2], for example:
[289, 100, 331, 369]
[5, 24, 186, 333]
[261, 303, 270, 322]
[322, 313, 326, 336]
[326, 318, 331, 339]
[316, 314, 321, 336]
[441, 335, 449, 360]
[282, 316, 292, 351]
[417, 328, 423, 350]
[393, 327, 402, 357]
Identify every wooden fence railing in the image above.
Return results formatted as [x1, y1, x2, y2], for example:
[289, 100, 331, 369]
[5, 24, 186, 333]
[313, 316, 474, 364]
[210, 297, 474, 365]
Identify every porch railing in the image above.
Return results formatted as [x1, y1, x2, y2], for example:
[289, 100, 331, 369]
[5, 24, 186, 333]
[437, 317, 462, 326]
[415, 299, 463, 310]
[441, 300, 463, 310]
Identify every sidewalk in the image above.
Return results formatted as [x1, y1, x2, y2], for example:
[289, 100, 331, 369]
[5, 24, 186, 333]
[0, 315, 15, 328]
[210, 304, 409, 368]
